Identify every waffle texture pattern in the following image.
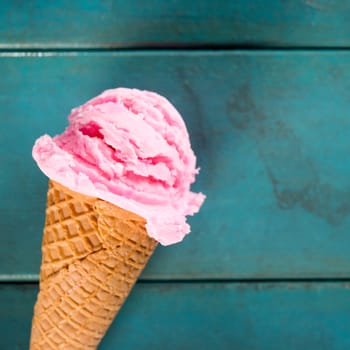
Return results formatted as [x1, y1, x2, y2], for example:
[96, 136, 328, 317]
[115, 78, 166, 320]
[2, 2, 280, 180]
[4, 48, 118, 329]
[30, 181, 157, 349]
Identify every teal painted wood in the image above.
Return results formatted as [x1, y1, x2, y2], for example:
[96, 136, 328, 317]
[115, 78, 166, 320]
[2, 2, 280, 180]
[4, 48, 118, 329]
[1, 1, 350, 48]
[2, 51, 350, 279]
[1, 282, 350, 349]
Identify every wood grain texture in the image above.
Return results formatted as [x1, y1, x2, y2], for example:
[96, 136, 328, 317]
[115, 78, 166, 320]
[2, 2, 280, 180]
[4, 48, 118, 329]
[1, 1, 350, 48]
[2, 282, 350, 350]
[2, 51, 350, 279]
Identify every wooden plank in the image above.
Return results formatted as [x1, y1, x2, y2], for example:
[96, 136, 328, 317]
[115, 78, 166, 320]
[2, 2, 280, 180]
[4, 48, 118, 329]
[2, 51, 350, 279]
[2, 282, 350, 349]
[1, 1, 350, 48]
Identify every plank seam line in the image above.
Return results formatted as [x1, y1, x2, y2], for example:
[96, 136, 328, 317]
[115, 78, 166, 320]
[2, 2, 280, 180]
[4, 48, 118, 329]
[2, 276, 350, 284]
[1, 46, 350, 55]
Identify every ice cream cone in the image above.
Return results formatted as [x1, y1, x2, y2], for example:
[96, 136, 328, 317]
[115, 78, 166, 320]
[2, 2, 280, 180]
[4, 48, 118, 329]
[30, 87, 205, 348]
[30, 180, 157, 349]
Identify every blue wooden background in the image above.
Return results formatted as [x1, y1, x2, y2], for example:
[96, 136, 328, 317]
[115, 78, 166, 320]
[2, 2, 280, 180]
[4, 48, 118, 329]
[1, 1, 350, 349]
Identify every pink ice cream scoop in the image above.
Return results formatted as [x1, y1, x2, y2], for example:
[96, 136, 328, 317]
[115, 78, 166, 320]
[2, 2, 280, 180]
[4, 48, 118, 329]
[32, 88, 205, 245]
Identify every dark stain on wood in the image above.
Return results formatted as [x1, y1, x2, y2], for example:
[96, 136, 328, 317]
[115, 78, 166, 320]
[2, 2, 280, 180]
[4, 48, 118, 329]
[226, 84, 350, 225]
[177, 66, 214, 187]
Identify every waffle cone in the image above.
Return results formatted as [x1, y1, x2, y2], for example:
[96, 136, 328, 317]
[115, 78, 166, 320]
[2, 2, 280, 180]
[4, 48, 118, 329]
[30, 180, 157, 349]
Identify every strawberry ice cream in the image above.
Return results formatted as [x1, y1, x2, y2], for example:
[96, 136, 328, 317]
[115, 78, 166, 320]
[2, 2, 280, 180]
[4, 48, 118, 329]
[32, 88, 205, 245]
